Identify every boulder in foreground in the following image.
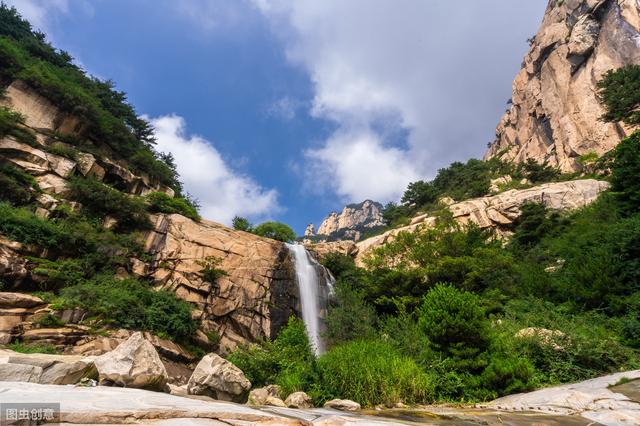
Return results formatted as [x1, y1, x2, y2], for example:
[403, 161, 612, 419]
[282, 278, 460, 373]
[94, 331, 168, 391]
[323, 399, 361, 411]
[187, 353, 251, 402]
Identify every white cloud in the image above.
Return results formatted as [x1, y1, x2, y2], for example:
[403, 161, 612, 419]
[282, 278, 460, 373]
[3, 0, 69, 32]
[254, 0, 546, 203]
[150, 114, 280, 225]
[174, 0, 258, 32]
[305, 129, 421, 202]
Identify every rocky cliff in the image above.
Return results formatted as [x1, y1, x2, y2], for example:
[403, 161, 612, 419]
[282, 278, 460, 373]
[0, 82, 298, 353]
[485, 0, 640, 171]
[314, 200, 384, 241]
[307, 179, 609, 265]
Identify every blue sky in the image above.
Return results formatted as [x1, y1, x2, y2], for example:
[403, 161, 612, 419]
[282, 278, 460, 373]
[8, 0, 547, 234]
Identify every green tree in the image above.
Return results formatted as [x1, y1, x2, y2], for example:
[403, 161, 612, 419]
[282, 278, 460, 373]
[611, 132, 640, 213]
[417, 283, 489, 353]
[232, 216, 252, 232]
[252, 221, 296, 242]
[597, 64, 640, 125]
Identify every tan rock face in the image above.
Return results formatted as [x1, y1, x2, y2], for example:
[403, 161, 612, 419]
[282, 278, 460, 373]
[144, 214, 298, 352]
[316, 200, 384, 241]
[485, 0, 640, 172]
[352, 179, 608, 265]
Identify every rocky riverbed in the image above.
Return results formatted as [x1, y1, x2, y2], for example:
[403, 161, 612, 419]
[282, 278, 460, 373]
[2, 372, 639, 425]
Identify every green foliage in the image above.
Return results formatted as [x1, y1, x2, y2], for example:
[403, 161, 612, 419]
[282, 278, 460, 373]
[68, 177, 150, 231]
[610, 132, 640, 214]
[0, 202, 72, 249]
[197, 256, 227, 284]
[232, 216, 252, 231]
[0, 163, 39, 205]
[510, 202, 561, 248]
[325, 280, 377, 346]
[7, 342, 59, 354]
[59, 276, 197, 341]
[597, 64, 640, 125]
[0, 5, 180, 190]
[315, 340, 434, 406]
[418, 284, 489, 353]
[34, 313, 65, 327]
[0, 106, 37, 146]
[252, 221, 296, 242]
[228, 317, 316, 394]
[146, 191, 200, 221]
[515, 159, 561, 184]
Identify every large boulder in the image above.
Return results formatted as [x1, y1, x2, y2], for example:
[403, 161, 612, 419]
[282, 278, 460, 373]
[94, 332, 168, 391]
[187, 353, 251, 402]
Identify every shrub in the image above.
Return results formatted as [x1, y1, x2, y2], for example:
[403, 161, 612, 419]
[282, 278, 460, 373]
[0, 202, 72, 250]
[0, 106, 37, 146]
[510, 202, 561, 248]
[315, 340, 434, 406]
[252, 221, 296, 242]
[7, 342, 59, 354]
[59, 276, 197, 341]
[146, 191, 200, 221]
[197, 256, 227, 284]
[68, 177, 150, 231]
[232, 216, 252, 231]
[417, 284, 489, 353]
[597, 64, 640, 125]
[610, 132, 640, 214]
[325, 280, 377, 346]
[479, 354, 536, 397]
[0, 163, 39, 205]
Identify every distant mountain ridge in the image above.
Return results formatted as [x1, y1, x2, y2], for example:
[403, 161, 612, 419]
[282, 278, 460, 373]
[308, 200, 385, 241]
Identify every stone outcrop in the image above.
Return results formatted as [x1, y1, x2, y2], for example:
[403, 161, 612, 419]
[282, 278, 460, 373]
[307, 180, 607, 265]
[0, 349, 96, 384]
[304, 223, 316, 237]
[187, 353, 251, 402]
[316, 200, 384, 241]
[0, 291, 46, 344]
[486, 370, 640, 425]
[144, 214, 297, 352]
[94, 332, 169, 391]
[485, 0, 640, 172]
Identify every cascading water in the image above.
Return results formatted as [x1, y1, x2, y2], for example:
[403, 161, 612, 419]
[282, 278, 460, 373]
[286, 243, 335, 355]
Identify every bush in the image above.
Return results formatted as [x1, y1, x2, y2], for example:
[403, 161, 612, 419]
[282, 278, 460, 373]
[417, 284, 488, 353]
[0, 106, 37, 146]
[611, 132, 640, 214]
[325, 280, 377, 346]
[597, 64, 640, 125]
[146, 191, 200, 221]
[0, 202, 72, 250]
[68, 177, 150, 231]
[252, 221, 296, 242]
[315, 340, 434, 406]
[232, 216, 251, 231]
[59, 276, 197, 341]
[197, 256, 227, 284]
[0, 163, 39, 205]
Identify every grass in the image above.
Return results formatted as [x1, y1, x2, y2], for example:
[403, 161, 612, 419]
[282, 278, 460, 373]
[6, 342, 59, 354]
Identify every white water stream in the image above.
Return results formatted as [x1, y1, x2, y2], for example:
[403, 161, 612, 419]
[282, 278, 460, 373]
[286, 243, 334, 355]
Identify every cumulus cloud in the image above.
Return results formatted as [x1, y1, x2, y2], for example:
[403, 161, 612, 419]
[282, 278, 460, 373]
[150, 114, 280, 225]
[254, 0, 546, 203]
[3, 0, 69, 32]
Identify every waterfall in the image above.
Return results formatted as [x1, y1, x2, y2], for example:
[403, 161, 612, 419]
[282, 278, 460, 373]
[286, 243, 335, 355]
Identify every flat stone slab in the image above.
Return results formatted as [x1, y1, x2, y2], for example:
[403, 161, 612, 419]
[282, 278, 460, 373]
[0, 382, 301, 425]
[485, 370, 640, 425]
